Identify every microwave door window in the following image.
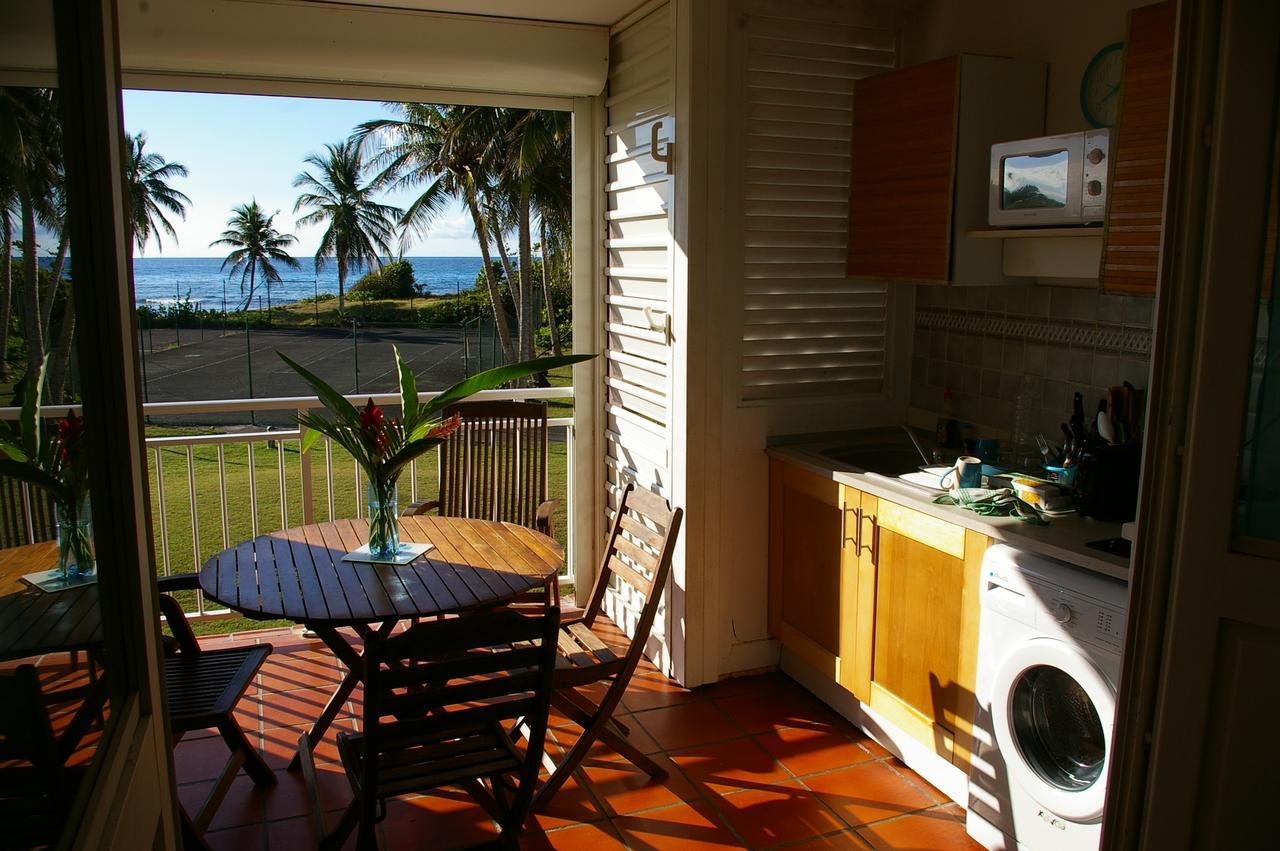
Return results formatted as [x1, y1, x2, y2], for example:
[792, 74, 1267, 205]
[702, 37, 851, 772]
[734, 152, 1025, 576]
[1002, 150, 1069, 210]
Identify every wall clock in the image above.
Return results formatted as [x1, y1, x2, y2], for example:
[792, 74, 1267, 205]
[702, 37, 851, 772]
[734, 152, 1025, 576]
[1081, 42, 1125, 128]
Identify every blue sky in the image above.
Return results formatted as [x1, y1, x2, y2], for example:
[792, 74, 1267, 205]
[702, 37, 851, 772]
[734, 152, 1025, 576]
[121, 90, 479, 258]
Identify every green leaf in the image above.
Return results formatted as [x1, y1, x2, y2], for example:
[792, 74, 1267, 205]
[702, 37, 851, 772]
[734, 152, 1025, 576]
[381, 436, 446, 481]
[19, 358, 48, 460]
[0, 459, 68, 502]
[0, 438, 29, 463]
[278, 351, 362, 427]
[422, 353, 595, 417]
[395, 345, 419, 431]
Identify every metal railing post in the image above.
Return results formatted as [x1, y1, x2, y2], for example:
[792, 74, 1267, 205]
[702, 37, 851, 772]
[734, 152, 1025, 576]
[298, 409, 314, 525]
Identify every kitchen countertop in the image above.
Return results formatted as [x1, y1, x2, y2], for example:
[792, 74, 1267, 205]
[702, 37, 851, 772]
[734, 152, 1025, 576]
[768, 432, 1131, 582]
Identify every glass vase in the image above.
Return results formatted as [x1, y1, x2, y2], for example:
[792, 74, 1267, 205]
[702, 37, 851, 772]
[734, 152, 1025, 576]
[366, 480, 400, 560]
[56, 496, 95, 580]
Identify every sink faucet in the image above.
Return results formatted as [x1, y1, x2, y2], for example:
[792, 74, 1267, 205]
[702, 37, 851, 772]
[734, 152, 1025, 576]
[902, 425, 938, 466]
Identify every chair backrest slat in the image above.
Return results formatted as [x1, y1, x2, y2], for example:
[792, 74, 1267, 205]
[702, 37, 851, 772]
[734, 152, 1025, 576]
[437, 400, 548, 529]
[359, 607, 559, 822]
[582, 483, 683, 649]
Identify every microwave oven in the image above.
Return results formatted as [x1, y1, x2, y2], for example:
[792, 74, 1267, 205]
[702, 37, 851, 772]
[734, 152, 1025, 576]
[988, 130, 1109, 226]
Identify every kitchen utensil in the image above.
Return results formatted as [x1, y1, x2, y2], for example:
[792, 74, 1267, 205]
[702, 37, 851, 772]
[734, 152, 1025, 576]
[1097, 410, 1116, 443]
[1036, 434, 1052, 460]
[940, 455, 983, 489]
[902, 425, 932, 465]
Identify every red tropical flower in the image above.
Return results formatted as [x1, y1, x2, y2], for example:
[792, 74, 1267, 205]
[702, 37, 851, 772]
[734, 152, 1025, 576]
[427, 414, 463, 440]
[56, 410, 84, 466]
[358, 398, 391, 457]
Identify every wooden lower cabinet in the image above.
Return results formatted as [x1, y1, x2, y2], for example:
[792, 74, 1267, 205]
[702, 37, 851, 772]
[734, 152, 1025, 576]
[768, 461, 874, 700]
[769, 460, 987, 771]
[867, 498, 987, 771]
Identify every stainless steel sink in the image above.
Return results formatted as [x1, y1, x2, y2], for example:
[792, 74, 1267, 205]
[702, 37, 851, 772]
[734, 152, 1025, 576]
[818, 444, 925, 476]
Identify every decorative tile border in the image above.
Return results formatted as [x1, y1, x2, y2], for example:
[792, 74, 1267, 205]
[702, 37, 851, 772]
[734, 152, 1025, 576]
[915, 307, 1153, 356]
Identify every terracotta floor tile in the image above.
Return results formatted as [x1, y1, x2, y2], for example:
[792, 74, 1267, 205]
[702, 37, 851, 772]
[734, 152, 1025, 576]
[530, 770, 605, 831]
[884, 757, 950, 805]
[257, 688, 351, 729]
[633, 702, 744, 752]
[257, 654, 341, 692]
[788, 830, 874, 849]
[669, 737, 791, 796]
[708, 781, 847, 848]
[805, 762, 937, 828]
[174, 735, 237, 784]
[380, 790, 500, 849]
[257, 719, 357, 770]
[579, 753, 697, 816]
[203, 822, 266, 851]
[856, 804, 982, 851]
[611, 801, 742, 850]
[548, 717, 663, 764]
[623, 670, 703, 713]
[266, 815, 359, 851]
[520, 820, 625, 850]
[754, 726, 878, 778]
[713, 687, 844, 736]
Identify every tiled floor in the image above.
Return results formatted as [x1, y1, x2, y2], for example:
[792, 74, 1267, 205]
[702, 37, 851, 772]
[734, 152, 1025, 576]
[169, 619, 981, 850]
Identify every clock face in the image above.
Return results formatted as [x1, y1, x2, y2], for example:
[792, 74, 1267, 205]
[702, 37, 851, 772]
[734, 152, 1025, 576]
[1082, 42, 1125, 128]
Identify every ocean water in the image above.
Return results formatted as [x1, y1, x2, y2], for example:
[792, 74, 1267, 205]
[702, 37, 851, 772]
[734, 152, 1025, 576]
[131, 256, 484, 308]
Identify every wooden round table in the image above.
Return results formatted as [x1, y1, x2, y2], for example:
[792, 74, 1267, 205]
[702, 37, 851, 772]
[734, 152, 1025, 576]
[198, 514, 565, 767]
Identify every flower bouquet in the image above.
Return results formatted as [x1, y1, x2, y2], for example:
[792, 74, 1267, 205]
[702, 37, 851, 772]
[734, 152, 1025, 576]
[280, 346, 592, 561]
[0, 359, 94, 580]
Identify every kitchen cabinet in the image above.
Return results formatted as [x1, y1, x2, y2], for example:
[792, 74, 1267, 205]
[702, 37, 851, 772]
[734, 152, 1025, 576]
[846, 54, 1045, 286]
[865, 498, 987, 771]
[1100, 1, 1176, 294]
[768, 461, 875, 701]
[769, 459, 988, 770]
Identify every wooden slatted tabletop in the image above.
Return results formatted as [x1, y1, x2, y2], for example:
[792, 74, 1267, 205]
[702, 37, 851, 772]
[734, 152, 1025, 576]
[0, 541, 102, 662]
[198, 516, 565, 627]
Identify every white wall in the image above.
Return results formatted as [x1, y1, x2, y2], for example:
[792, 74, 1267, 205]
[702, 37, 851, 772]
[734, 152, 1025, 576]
[901, 0, 1153, 136]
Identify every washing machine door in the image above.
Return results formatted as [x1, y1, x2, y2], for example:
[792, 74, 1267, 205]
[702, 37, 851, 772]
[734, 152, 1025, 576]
[990, 638, 1115, 822]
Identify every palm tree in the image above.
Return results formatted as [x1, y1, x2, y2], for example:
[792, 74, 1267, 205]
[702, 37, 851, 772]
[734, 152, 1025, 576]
[1, 87, 62, 380]
[493, 108, 570, 364]
[210, 201, 300, 311]
[124, 132, 190, 254]
[291, 140, 399, 313]
[354, 105, 517, 362]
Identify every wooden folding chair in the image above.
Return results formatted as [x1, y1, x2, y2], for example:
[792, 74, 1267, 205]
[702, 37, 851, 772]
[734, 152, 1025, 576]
[403, 399, 561, 604]
[532, 483, 683, 810]
[157, 574, 276, 849]
[0, 665, 86, 849]
[402, 400, 557, 538]
[300, 606, 560, 850]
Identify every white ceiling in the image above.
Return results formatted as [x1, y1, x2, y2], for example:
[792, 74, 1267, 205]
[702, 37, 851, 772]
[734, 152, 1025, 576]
[311, 0, 649, 27]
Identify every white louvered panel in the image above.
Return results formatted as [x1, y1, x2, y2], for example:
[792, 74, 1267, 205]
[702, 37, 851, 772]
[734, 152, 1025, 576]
[603, 3, 674, 676]
[738, 12, 895, 403]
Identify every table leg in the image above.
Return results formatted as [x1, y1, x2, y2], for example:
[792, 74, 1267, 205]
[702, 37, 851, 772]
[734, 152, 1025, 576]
[287, 621, 395, 771]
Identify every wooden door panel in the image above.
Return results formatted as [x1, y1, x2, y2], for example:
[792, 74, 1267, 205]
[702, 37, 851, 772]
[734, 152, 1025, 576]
[872, 528, 967, 725]
[847, 56, 959, 283]
[778, 468, 842, 656]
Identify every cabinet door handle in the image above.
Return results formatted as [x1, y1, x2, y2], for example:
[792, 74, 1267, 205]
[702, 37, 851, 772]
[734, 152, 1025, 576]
[855, 512, 878, 558]
[853, 506, 863, 553]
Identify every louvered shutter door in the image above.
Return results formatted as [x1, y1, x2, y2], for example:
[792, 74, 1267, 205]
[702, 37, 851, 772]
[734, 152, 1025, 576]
[739, 14, 897, 403]
[602, 4, 675, 675]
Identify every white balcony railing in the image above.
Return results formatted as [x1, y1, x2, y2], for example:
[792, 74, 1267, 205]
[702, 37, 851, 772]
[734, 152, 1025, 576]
[0, 387, 574, 620]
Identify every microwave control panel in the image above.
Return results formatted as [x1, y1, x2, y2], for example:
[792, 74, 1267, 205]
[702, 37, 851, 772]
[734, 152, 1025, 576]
[1082, 129, 1110, 220]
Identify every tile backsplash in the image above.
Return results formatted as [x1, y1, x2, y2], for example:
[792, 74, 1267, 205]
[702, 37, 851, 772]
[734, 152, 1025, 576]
[909, 285, 1155, 450]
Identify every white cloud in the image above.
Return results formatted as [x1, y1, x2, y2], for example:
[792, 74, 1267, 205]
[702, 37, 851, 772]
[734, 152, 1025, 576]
[1003, 151, 1069, 204]
[422, 211, 476, 240]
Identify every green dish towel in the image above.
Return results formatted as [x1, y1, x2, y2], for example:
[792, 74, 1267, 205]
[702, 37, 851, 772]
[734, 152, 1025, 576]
[933, 486, 1048, 525]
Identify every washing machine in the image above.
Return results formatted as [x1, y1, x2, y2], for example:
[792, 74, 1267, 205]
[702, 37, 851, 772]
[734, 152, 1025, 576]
[966, 545, 1128, 851]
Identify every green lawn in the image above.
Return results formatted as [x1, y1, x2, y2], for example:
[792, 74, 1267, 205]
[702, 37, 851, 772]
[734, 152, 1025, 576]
[145, 424, 569, 635]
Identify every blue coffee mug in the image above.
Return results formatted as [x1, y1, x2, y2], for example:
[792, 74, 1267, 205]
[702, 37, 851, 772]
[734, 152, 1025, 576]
[940, 455, 983, 489]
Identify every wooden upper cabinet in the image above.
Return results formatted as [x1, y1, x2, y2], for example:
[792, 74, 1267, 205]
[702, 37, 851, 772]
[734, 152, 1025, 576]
[847, 55, 1046, 285]
[1101, 1, 1176, 294]
[847, 56, 960, 284]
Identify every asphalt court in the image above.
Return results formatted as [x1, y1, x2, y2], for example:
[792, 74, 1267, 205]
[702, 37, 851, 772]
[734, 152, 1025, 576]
[140, 325, 468, 427]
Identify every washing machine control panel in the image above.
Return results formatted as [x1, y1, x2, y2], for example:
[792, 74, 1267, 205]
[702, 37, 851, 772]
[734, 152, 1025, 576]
[1032, 581, 1126, 650]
